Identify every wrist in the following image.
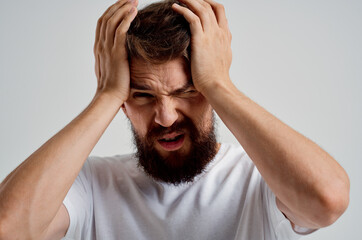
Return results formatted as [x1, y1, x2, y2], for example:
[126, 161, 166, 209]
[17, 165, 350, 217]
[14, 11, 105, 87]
[92, 91, 125, 108]
[199, 76, 237, 99]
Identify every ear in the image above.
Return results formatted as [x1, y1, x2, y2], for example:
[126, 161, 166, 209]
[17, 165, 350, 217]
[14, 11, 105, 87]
[121, 104, 129, 118]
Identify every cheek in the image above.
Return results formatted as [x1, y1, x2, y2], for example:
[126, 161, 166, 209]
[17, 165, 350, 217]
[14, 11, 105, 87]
[124, 102, 153, 136]
[180, 95, 212, 122]
[191, 95, 210, 112]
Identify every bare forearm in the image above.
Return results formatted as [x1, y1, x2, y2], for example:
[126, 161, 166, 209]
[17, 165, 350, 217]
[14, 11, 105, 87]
[203, 81, 349, 227]
[0, 93, 122, 238]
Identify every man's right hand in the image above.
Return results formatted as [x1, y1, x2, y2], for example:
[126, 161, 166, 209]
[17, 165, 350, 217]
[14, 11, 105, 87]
[0, 1, 138, 239]
[94, 0, 138, 103]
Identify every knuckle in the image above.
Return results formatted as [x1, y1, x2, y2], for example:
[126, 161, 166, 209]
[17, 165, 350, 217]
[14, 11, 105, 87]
[190, 16, 201, 25]
[107, 17, 116, 26]
[202, 2, 210, 8]
[116, 24, 128, 35]
[216, 3, 225, 12]
[94, 43, 100, 53]
[199, 11, 208, 19]
[97, 42, 104, 50]
[104, 19, 112, 30]
[97, 18, 104, 28]
[116, 34, 127, 44]
[97, 44, 106, 55]
[202, 3, 213, 13]
[116, 27, 126, 35]
[105, 25, 112, 35]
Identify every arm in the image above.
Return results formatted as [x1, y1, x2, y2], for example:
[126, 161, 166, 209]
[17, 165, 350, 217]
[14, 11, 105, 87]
[172, 0, 349, 229]
[204, 82, 349, 228]
[0, 1, 138, 239]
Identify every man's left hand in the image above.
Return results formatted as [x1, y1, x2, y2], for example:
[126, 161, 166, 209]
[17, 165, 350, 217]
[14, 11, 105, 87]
[172, 0, 233, 94]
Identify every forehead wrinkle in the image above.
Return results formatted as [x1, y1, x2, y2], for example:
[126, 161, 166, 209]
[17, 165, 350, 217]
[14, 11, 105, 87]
[130, 58, 191, 95]
[130, 70, 164, 92]
[130, 76, 170, 95]
[130, 81, 152, 90]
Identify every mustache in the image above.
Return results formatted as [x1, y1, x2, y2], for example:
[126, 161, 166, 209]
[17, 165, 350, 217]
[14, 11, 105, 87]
[146, 119, 195, 141]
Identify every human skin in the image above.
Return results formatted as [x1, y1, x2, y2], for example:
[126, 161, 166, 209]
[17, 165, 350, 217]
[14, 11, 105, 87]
[171, 0, 349, 229]
[0, 0, 350, 239]
[0, 0, 138, 239]
[122, 57, 215, 159]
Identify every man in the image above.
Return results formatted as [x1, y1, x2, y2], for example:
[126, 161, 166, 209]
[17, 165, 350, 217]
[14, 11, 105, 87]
[0, 0, 349, 239]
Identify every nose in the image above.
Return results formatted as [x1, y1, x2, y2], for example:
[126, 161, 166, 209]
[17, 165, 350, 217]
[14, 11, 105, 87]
[154, 98, 179, 127]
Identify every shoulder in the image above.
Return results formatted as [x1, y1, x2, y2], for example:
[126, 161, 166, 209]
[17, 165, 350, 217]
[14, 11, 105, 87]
[87, 153, 136, 170]
[214, 142, 254, 171]
[218, 142, 248, 160]
[83, 153, 142, 184]
[203, 143, 260, 186]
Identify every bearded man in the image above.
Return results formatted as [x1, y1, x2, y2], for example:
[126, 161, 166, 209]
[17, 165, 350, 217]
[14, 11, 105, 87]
[0, 0, 350, 239]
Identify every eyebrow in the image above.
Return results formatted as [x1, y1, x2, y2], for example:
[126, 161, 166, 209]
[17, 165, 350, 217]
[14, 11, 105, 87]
[171, 81, 194, 95]
[130, 81, 194, 95]
[130, 81, 152, 90]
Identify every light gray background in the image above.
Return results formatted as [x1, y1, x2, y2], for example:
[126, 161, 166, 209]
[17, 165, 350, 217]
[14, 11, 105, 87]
[0, 0, 360, 239]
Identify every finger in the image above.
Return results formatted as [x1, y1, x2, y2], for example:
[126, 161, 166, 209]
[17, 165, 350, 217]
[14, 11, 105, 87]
[105, 2, 136, 47]
[96, 1, 126, 42]
[178, 0, 217, 31]
[99, 0, 131, 43]
[114, 7, 138, 48]
[203, 0, 228, 29]
[95, 54, 101, 83]
[171, 3, 202, 34]
[94, 15, 105, 54]
[95, 17, 101, 45]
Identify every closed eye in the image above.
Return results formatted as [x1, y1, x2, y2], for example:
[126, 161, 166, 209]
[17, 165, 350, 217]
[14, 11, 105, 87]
[185, 90, 197, 94]
[133, 92, 154, 98]
[177, 89, 199, 97]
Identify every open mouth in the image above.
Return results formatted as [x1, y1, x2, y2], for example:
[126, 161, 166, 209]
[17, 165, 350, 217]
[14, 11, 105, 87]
[157, 133, 185, 151]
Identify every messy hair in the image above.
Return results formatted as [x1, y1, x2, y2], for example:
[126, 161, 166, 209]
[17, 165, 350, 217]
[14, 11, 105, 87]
[126, 0, 191, 64]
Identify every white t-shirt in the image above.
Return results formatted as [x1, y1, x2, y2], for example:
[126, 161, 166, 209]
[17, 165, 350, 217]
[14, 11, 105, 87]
[62, 143, 313, 240]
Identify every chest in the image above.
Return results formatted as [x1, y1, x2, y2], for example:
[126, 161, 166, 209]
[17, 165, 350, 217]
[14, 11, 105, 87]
[89, 171, 269, 240]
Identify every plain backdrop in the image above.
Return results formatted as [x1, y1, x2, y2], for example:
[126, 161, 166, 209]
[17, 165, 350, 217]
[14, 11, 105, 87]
[0, 0, 361, 239]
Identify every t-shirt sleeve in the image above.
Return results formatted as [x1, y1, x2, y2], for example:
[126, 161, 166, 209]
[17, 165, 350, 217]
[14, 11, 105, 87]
[262, 179, 317, 239]
[62, 159, 93, 240]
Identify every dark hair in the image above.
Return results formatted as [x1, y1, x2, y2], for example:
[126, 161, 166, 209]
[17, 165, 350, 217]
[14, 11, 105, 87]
[126, 0, 191, 64]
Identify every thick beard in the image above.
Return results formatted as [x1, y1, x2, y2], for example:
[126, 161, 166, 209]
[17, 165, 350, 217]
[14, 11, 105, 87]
[131, 113, 218, 186]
